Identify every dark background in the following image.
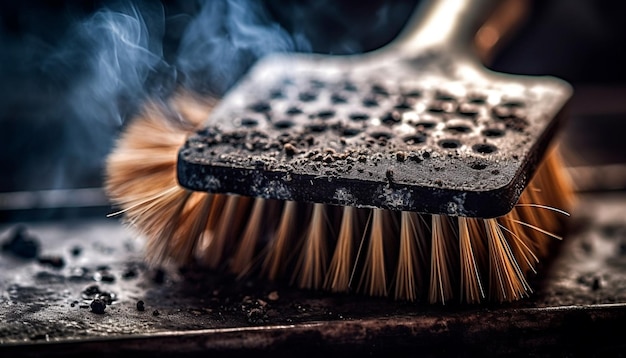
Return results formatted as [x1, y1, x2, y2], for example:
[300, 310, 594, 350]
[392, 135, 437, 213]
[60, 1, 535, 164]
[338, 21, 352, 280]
[1, 0, 625, 194]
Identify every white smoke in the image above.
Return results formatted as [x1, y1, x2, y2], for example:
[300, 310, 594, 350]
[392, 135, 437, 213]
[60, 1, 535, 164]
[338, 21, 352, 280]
[15, 0, 310, 191]
[176, 0, 311, 95]
[2, 0, 410, 193]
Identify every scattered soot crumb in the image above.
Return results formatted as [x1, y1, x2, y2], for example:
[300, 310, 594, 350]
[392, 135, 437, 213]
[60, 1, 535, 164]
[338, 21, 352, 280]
[70, 245, 83, 257]
[37, 255, 65, 269]
[1, 225, 40, 259]
[137, 300, 145, 311]
[90, 298, 107, 314]
[82, 284, 102, 298]
[577, 273, 604, 291]
[241, 296, 269, 324]
[81, 284, 117, 305]
[97, 291, 115, 305]
[122, 267, 138, 279]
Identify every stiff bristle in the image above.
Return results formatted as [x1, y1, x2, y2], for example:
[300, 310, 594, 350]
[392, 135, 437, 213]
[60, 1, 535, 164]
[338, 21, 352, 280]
[105, 92, 574, 304]
[358, 209, 390, 297]
[292, 203, 330, 290]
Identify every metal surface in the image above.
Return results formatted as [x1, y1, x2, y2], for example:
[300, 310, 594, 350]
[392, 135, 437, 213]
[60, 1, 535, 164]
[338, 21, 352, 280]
[0, 191, 625, 357]
[177, 0, 571, 218]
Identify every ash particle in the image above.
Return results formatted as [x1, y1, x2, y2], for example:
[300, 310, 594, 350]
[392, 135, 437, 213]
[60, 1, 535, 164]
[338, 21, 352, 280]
[38, 255, 65, 269]
[90, 298, 107, 314]
[1, 225, 40, 259]
[122, 267, 138, 279]
[70, 246, 83, 257]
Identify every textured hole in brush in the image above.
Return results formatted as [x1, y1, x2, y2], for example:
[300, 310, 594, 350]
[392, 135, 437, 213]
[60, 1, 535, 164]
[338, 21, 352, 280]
[249, 101, 271, 113]
[269, 90, 285, 99]
[343, 82, 357, 92]
[306, 123, 328, 132]
[240, 118, 259, 127]
[482, 127, 505, 138]
[371, 84, 389, 96]
[331, 93, 347, 104]
[394, 101, 412, 111]
[310, 79, 325, 88]
[349, 113, 369, 121]
[299, 92, 317, 102]
[340, 127, 362, 137]
[381, 111, 402, 125]
[435, 91, 456, 101]
[428, 101, 455, 114]
[438, 139, 461, 149]
[369, 131, 393, 141]
[403, 89, 422, 97]
[274, 120, 294, 130]
[414, 121, 437, 129]
[445, 124, 472, 134]
[317, 110, 336, 119]
[472, 143, 497, 154]
[403, 134, 427, 145]
[467, 94, 487, 104]
[286, 107, 303, 115]
[457, 103, 479, 117]
[501, 100, 525, 108]
[362, 97, 378, 107]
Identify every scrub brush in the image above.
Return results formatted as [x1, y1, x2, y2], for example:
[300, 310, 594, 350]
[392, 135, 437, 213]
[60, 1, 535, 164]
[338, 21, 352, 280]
[106, 0, 575, 304]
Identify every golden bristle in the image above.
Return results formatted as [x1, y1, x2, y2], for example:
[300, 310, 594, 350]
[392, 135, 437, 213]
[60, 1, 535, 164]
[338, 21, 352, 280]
[484, 218, 530, 302]
[230, 198, 267, 276]
[429, 215, 457, 304]
[358, 209, 389, 297]
[261, 200, 298, 281]
[105, 92, 215, 267]
[135, 188, 193, 265]
[105, 91, 574, 305]
[393, 211, 429, 301]
[106, 102, 193, 266]
[293, 203, 329, 290]
[198, 195, 252, 269]
[166, 191, 212, 264]
[459, 217, 485, 304]
[498, 211, 540, 275]
[325, 206, 357, 293]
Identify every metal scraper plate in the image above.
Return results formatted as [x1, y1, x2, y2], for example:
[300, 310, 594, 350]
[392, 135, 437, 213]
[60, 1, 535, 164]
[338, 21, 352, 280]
[177, 51, 571, 218]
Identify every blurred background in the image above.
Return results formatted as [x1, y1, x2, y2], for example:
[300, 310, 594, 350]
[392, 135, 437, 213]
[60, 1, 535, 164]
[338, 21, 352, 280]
[1, 0, 625, 220]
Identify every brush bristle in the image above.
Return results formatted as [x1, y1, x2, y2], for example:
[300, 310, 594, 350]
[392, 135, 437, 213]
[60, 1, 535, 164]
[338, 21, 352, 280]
[105, 92, 574, 304]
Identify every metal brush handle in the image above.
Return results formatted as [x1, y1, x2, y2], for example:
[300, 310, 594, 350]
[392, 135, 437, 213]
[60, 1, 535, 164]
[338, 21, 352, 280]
[392, 0, 504, 59]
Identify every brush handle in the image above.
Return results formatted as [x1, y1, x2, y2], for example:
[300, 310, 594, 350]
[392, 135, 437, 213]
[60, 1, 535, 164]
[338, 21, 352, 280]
[392, 0, 503, 58]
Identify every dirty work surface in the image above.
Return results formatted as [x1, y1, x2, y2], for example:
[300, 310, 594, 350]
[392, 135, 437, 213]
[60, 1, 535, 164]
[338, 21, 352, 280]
[0, 192, 625, 357]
